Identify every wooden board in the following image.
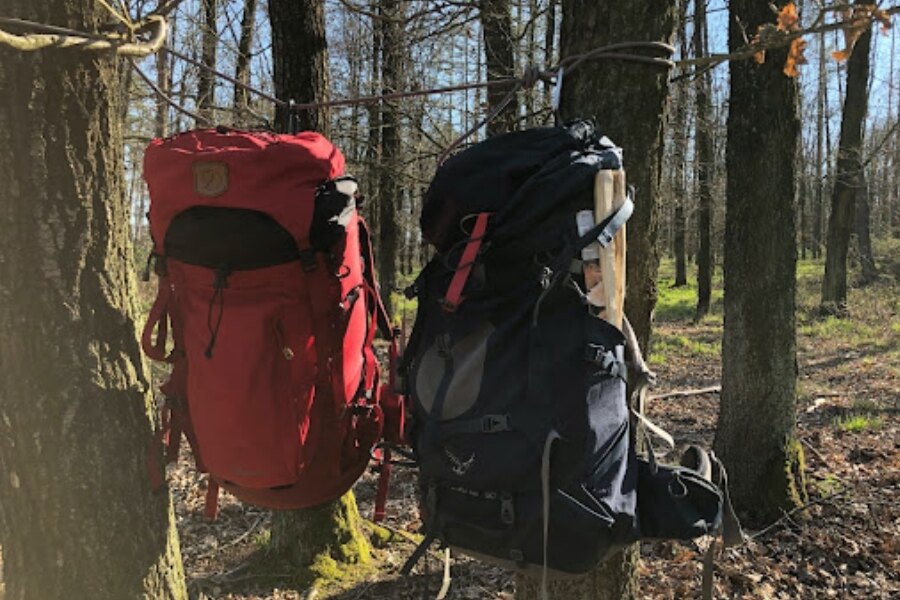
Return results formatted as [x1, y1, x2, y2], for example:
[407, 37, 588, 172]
[585, 169, 626, 329]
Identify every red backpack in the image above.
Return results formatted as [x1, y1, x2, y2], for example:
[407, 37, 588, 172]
[140, 128, 404, 519]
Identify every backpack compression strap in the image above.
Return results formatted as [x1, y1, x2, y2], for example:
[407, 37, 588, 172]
[443, 212, 491, 312]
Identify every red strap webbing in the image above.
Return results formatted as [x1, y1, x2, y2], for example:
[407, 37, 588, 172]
[204, 478, 220, 520]
[443, 212, 490, 312]
[141, 279, 171, 362]
[373, 449, 392, 523]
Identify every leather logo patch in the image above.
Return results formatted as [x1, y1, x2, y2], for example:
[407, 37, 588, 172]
[192, 161, 229, 197]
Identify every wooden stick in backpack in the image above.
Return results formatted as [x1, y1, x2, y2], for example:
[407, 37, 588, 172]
[585, 168, 656, 386]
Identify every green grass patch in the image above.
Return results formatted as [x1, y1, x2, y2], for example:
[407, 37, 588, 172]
[834, 413, 883, 433]
[798, 315, 875, 339]
[655, 258, 724, 323]
[652, 332, 721, 363]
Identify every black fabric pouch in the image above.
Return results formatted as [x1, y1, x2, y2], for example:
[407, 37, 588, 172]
[636, 458, 723, 540]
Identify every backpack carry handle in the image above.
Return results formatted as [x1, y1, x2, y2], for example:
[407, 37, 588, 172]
[142, 281, 172, 362]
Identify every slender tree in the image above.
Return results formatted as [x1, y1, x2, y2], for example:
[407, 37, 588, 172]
[694, 0, 714, 320]
[0, 2, 187, 598]
[671, 0, 689, 288]
[517, 3, 676, 598]
[821, 0, 873, 312]
[856, 166, 878, 283]
[480, 0, 519, 136]
[233, 0, 257, 116]
[376, 0, 405, 314]
[198, 0, 218, 122]
[270, 0, 330, 134]
[714, 0, 805, 523]
[813, 31, 826, 259]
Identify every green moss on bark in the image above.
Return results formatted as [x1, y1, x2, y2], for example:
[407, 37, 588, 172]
[264, 491, 374, 593]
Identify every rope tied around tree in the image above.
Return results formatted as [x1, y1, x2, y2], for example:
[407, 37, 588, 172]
[0, 14, 166, 57]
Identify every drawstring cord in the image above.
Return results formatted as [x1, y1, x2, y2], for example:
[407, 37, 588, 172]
[205, 267, 229, 358]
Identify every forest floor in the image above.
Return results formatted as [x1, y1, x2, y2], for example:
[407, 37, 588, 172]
[176, 239, 899, 600]
[2, 244, 895, 600]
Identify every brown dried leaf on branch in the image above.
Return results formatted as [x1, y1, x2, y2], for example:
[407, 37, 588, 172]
[751, 2, 806, 76]
[832, 4, 893, 62]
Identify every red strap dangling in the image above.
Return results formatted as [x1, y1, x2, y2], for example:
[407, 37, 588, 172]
[204, 478, 220, 520]
[443, 212, 491, 312]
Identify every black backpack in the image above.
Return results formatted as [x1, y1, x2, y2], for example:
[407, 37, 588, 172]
[400, 122, 741, 587]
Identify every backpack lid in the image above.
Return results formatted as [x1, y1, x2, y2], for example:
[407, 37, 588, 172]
[421, 121, 601, 253]
[143, 128, 345, 254]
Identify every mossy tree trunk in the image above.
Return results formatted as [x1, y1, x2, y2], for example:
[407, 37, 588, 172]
[821, 0, 872, 313]
[267, 492, 372, 587]
[266, 0, 373, 582]
[714, 0, 806, 525]
[515, 2, 676, 599]
[0, 2, 187, 598]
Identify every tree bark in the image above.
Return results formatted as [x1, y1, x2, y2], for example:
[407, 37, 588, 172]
[812, 30, 827, 260]
[855, 166, 878, 283]
[0, 2, 187, 598]
[266, 492, 371, 587]
[375, 0, 404, 315]
[558, 0, 676, 354]
[714, 0, 805, 525]
[821, 1, 872, 313]
[673, 204, 687, 286]
[155, 47, 169, 138]
[233, 0, 258, 116]
[516, 3, 676, 598]
[198, 0, 218, 123]
[694, 0, 713, 320]
[270, 0, 330, 134]
[479, 0, 519, 136]
[671, 0, 689, 288]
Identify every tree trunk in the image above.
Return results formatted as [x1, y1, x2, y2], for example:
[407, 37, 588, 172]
[812, 30, 826, 260]
[558, 0, 676, 354]
[671, 0, 689, 288]
[855, 166, 878, 283]
[0, 3, 186, 599]
[821, 1, 872, 313]
[270, 0, 330, 134]
[375, 0, 404, 315]
[266, 492, 371, 587]
[266, 0, 371, 580]
[714, 0, 805, 525]
[480, 0, 519, 136]
[198, 0, 218, 123]
[233, 0, 258, 116]
[694, 0, 713, 320]
[516, 3, 677, 598]
[155, 47, 169, 138]
[673, 204, 687, 286]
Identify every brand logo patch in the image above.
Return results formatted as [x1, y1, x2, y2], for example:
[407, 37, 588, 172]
[444, 448, 475, 476]
[193, 161, 229, 197]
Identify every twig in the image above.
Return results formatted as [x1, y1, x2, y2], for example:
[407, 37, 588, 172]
[749, 488, 849, 540]
[650, 385, 721, 401]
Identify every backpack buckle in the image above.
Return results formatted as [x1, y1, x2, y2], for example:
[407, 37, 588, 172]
[482, 414, 511, 433]
[586, 344, 627, 381]
[500, 492, 515, 525]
